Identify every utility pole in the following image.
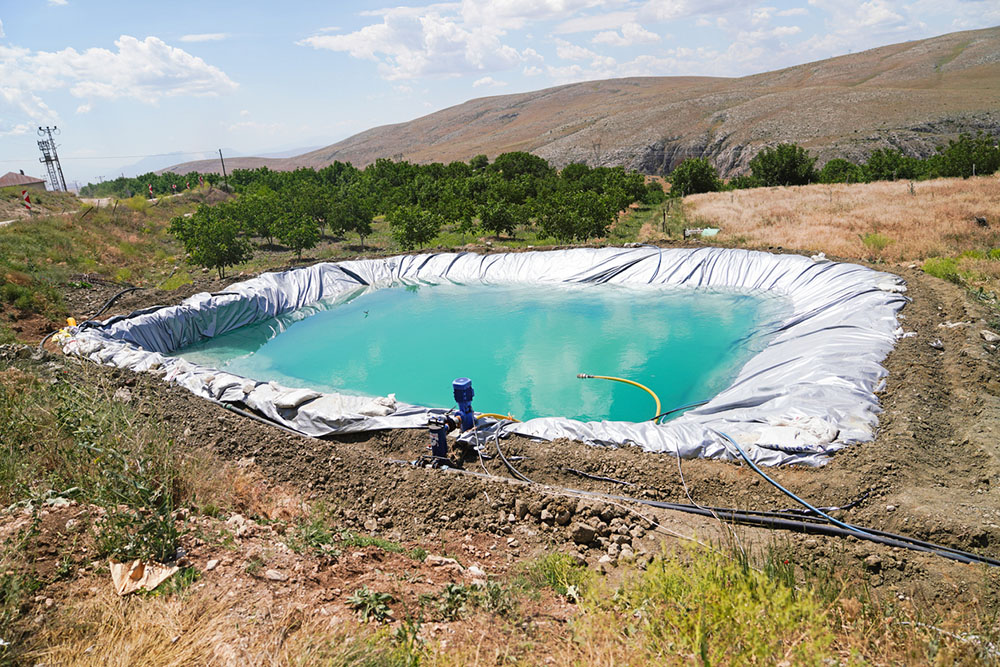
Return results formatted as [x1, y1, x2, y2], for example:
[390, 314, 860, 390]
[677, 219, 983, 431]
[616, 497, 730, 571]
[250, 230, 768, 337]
[219, 149, 229, 192]
[37, 126, 68, 192]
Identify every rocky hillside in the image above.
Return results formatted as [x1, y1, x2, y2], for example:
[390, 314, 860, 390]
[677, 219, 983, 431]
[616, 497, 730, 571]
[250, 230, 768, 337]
[166, 26, 1000, 177]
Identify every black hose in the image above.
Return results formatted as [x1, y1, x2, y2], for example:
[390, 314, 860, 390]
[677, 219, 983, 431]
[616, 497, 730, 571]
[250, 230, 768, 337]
[652, 400, 710, 423]
[38, 285, 143, 350]
[561, 467, 635, 486]
[488, 429, 998, 568]
[86, 286, 142, 322]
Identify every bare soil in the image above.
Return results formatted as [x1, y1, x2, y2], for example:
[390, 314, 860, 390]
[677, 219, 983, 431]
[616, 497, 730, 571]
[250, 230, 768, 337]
[26, 254, 1000, 616]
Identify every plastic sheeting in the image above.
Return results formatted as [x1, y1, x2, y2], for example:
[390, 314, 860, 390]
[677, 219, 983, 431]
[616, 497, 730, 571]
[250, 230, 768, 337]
[61, 247, 907, 466]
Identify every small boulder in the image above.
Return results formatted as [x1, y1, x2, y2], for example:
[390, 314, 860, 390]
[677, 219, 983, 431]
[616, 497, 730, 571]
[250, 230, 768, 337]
[980, 330, 1000, 343]
[570, 522, 597, 545]
[264, 569, 288, 582]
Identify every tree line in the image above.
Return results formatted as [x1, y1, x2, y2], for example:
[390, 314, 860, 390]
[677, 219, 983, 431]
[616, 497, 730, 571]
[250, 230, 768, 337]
[166, 152, 662, 277]
[80, 171, 223, 198]
[669, 131, 1000, 197]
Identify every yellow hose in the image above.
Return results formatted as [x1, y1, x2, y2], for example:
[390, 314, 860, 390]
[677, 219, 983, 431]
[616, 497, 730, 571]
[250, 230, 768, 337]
[477, 412, 521, 423]
[577, 373, 661, 419]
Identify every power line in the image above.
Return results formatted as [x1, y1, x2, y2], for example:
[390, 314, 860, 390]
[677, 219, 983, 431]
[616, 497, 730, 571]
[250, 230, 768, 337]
[0, 150, 218, 162]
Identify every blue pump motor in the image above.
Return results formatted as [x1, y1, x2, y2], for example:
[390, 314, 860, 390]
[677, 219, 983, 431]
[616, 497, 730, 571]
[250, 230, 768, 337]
[453, 377, 475, 431]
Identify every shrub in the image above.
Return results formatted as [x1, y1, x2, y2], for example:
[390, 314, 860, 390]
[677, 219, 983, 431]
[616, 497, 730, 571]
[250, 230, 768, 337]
[922, 256, 963, 284]
[860, 232, 892, 253]
[668, 158, 722, 197]
[749, 143, 817, 186]
[819, 158, 865, 184]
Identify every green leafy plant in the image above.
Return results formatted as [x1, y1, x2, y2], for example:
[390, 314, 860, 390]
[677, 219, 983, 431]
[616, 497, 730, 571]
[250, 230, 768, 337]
[348, 586, 395, 623]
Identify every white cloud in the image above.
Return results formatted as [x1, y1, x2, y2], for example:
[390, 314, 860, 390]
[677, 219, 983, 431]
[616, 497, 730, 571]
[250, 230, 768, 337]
[298, 7, 523, 80]
[473, 76, 508, 87]
[523, 64, 543, 75]
[179, 33, 230, 42]
[227, 119, 283, 133]
[0, 123, 29, 138]
[239, 109, 250, 116]
[0, 19, 4, 38]
[48, 0, 68, 5]
[776, 7, 809, 16]
[640, 0, 745, 22]
[75, 102, 91, 113]
[554, 11, 637, 34]
[592, 22, 661, 46]
[0, 36, 237, 122]
[461, 0, 614, 29]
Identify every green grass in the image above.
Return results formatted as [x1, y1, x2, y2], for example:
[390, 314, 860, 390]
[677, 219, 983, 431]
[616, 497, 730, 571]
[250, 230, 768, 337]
[860, 231, 893, 254]
[565, 544, 833, 664]
[0, 190, 207, 340]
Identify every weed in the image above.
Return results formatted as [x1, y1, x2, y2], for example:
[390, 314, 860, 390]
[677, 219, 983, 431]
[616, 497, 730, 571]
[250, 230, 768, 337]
[288, 515, 339, 557]
[245, 556, 265, 576]
[436, 583, 472, 621]
[348, 586, 395, 623]
[522, 552, 595, 599]
[477, 579, 517, 617]
[923, 256, 963, 284]
[860, 231, 893, 253]
[565, 544, 833, 664]
[338, 530, 424, 561]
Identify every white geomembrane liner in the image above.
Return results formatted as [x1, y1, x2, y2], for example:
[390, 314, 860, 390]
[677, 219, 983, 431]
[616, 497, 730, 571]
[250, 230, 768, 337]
[61, 247, 907, 466]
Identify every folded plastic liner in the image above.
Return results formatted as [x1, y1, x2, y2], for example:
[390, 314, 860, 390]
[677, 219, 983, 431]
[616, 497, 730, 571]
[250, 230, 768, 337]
[61, 247, 907, 466]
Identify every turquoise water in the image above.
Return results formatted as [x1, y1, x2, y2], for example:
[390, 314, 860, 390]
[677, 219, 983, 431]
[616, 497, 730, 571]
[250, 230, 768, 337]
[174, 282, 788, 423]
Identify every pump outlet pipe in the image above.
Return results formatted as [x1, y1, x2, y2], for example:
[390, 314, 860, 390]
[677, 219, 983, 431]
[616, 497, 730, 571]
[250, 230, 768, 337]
[577, 373, 661, 419]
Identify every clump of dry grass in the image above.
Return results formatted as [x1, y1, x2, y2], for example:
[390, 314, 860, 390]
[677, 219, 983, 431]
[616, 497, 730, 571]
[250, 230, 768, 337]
[685, 176, 1000, 262]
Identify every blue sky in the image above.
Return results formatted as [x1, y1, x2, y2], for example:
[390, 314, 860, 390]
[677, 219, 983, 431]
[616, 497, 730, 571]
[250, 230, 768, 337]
[1, 1, 997, 186]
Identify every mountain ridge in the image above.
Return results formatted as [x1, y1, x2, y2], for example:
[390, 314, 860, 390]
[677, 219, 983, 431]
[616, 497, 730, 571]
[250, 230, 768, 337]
[163, 26, 1000, 177]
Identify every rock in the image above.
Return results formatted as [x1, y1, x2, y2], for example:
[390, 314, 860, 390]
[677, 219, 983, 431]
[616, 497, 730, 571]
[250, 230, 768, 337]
[112, 387, 132, 403]
[466, 565, 487, 578]
[886, 505, 896, 512]
[981, 330, 1000, 343]
[570, 522, 597, 545]
[863, 555, 882, 572]
[226, 513, 253, 537]
[514, 499, 528, 520]
[929, 339, 944, 350]
[527, 501, 544, 517]
[620, 547, 635, 561]
[65, 518, 80, 532]
[425, 554, 464, 573]
[540, 509, 554, 523]
[264, 569, 288, 582]
[607, 543, 620, 558]
[598, 554, 615, 565]
[363, 518, 378, 532]
[206, 559, 219, 572]
[555, 510, 572, 526]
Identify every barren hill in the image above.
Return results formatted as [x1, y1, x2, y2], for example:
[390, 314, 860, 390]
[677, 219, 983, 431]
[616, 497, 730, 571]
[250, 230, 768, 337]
[166, 26, 1000, 177]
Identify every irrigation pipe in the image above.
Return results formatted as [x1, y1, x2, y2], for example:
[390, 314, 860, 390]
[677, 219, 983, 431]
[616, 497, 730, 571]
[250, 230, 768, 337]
[577, 373, 661, 419]
[40, 285, 144, 350]
[714, 430, 874, 538]
[487, 426, 999, 568]
[653, 400, 710, 423]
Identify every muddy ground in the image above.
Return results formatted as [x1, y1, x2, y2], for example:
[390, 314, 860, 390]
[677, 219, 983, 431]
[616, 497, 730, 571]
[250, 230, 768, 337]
[30, 254, 1000, 613]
